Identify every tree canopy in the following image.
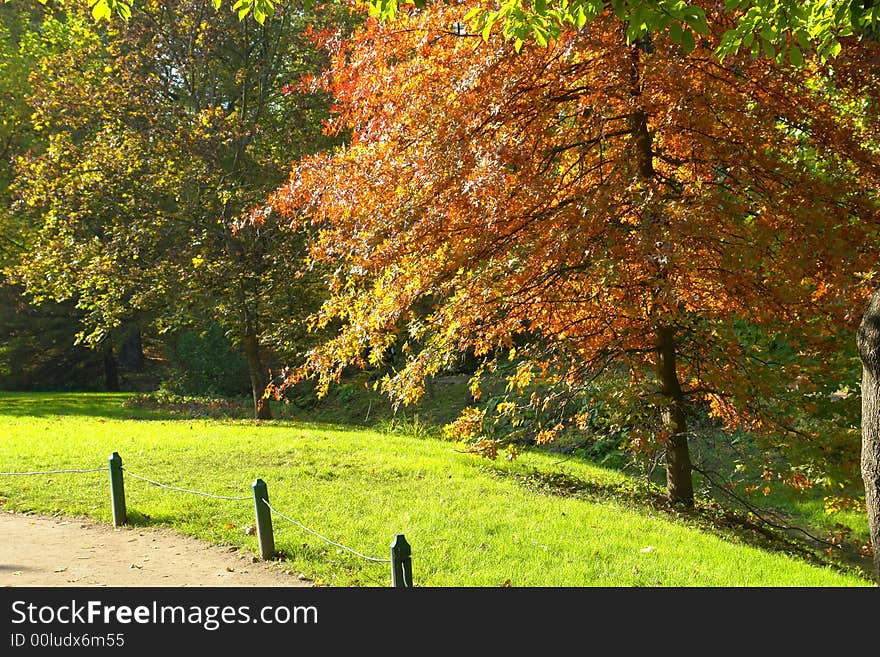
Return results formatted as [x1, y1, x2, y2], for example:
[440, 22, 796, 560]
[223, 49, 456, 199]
[31, 0, 879, 64]
[371, 0, 880, 62]
[7, 0, 351, 416]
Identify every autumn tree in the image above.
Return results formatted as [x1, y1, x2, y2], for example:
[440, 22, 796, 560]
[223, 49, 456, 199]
[266, 4, 879, 511]
[10, 0, 350, 415]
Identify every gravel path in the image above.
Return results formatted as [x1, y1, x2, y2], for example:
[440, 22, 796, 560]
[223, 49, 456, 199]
[0, 511, 313, 587]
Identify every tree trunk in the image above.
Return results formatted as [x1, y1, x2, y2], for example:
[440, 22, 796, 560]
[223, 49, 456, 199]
[119, 326, 144, 372]
[627, 41, 693, 506]
[856, 286, 880, 585]
[103, 341, 120, 392]
[655, 326, 694, 507]
[243, 329, 272, 420]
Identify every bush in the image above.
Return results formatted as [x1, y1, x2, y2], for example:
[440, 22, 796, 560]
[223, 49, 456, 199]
[160, 324, 250, 397]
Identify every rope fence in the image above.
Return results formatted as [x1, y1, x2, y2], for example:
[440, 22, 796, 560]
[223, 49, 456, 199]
[1, 451, 414, 587]
[122, 469, 251, 501]
[262, 499, 391, 564]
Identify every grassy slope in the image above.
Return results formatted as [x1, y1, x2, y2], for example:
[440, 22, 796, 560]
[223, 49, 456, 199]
[0, 391, 872, 586]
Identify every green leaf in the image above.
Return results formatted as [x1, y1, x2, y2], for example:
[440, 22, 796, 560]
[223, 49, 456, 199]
[233, 0, 253, 20]
[481, 14, 497, 41]
[681, 28, 695, 53]
[750, 39, 761, 58]
[683, 8, 709, 36]
[91, 0, 112, 21]
[534, 27, 548, 47]
[788, 45, 803, 67]
[212, 0, 222, 9]
[715, 31, 740, 61]
[828, 39, 842, 58]
[669, 20, 683, 43]
[256, 0, 275, 21]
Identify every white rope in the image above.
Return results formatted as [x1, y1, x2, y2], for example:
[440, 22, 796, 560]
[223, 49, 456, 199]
[123, 469, 251, 501]
[0, 468, 105, 475]
[261, 498, 391, 563]
[2, 465, 391, 564]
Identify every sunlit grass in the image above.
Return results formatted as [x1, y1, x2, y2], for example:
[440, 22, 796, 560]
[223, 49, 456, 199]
[0, 391, 872, 586]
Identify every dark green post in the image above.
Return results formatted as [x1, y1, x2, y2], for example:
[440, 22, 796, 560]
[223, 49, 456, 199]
[108, 452, 126, 527]
[252, 478, 275, 560]
[390, 533, 413, 588]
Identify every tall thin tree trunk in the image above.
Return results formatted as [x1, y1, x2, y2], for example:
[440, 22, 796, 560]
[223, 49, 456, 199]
[857, 286, 880, 585]
[628, 39, 693, 506]
[119, 325, 144, 372]
[655, 326, 694, 507]
[243, 329, 272, 420]
[103, 341, 120, 392]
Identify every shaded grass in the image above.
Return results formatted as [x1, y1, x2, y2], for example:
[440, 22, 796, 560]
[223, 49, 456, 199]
[0, 391, 873, 587]
[0, 391, 169, 420]
[681, 426, 872, 570]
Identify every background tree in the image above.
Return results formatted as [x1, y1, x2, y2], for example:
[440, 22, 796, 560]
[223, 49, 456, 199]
[9, 0, 350, 416]
[266, 4, 880, 508]
[0, 0, 119, 391]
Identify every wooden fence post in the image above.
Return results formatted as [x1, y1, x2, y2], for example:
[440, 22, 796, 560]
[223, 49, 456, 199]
[390, 533, 413, 587]
[252, 478, 276, 560]
[108, 451, 127, 527]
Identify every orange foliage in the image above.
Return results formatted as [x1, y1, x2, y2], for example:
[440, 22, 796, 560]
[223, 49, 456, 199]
[265, 4, 880, 449]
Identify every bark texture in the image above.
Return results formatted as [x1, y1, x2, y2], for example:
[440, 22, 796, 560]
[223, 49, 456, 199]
[243, 329, 272, 420]
[655, 326, 694, 507]
[102, 342, 119, 392]
[857, 286, 880, 585]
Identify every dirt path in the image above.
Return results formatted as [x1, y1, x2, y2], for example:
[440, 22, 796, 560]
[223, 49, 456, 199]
[0, 511, 313, 587]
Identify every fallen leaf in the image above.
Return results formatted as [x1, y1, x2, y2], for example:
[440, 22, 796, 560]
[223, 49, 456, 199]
[640, 546, 656, 553]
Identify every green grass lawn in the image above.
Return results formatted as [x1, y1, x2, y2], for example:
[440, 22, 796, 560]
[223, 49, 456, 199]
[0, 391, 873, 586]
